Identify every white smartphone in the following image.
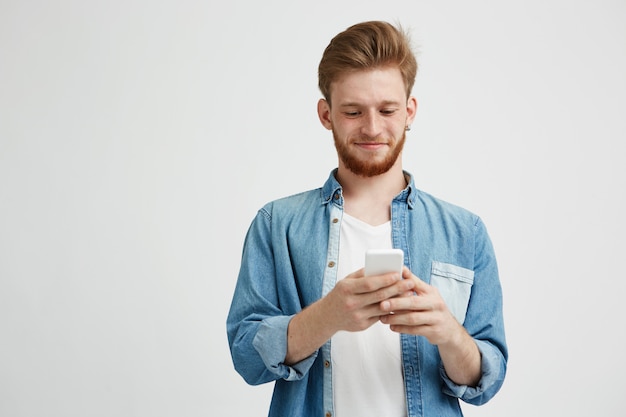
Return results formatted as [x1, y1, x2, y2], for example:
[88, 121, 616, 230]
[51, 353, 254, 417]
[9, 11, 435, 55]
[364, 249, 404, 276]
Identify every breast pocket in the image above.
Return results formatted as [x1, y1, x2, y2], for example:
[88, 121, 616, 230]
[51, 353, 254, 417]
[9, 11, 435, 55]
[430, 261, 474, 324]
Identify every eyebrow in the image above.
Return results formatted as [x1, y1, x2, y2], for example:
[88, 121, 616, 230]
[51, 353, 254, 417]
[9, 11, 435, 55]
[339, 100, 402, 107]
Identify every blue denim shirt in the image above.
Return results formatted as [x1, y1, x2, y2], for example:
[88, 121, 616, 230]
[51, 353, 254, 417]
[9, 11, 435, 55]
[227, 170, 507, 417]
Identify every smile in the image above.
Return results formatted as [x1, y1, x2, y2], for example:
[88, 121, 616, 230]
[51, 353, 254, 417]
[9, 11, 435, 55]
[356, 142, 388, 151]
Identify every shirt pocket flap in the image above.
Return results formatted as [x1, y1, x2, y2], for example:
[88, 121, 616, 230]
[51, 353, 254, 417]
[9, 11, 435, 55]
[430, 261, 475, 324]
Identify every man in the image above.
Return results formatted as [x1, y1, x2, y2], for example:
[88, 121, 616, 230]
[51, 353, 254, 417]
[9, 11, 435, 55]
[227, 21, 507, 417]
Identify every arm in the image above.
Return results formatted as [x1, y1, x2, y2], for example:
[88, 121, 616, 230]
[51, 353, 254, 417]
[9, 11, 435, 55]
[227, 209, 300, 385]
[227, 209, 416, 381]
[381, 218, 507, 402]
[380, 267, 481, 386]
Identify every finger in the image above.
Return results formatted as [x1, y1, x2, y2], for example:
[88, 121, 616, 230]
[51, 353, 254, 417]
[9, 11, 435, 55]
[344, 268, 366, 279]
[387, 323, 430, 336]
[380, 291, 431, 313]
[379, 312, 435, 337]
[402, 267, 430, 295]
[351, 272, 403, 294]
[382, 309, 429, 325]
[355, 281, 414, 315]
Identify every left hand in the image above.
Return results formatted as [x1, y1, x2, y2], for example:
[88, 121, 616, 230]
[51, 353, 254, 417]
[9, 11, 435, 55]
[379, 266, 464, 346]
[380, 266, 482, 386]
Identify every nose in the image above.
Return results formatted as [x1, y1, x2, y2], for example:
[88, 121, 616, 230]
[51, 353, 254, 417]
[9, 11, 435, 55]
[360, 111, 382, 138]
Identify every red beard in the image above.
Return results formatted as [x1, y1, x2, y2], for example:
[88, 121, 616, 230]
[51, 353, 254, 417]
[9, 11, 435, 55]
[333, 130, 406, 177]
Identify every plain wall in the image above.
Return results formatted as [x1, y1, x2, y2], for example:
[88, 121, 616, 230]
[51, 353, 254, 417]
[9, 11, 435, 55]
[1, 1, 625, 416]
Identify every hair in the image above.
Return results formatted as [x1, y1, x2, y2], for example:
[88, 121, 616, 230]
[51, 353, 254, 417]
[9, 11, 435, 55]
[318, 21, 418, 104]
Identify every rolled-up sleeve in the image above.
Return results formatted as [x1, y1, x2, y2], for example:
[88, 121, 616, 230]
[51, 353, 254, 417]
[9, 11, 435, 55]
[439, 339, 507, 403]
[253, 315, 318, 381]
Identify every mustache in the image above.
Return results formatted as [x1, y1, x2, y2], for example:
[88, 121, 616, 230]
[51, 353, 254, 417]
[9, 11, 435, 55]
[352, 136, 391, 143]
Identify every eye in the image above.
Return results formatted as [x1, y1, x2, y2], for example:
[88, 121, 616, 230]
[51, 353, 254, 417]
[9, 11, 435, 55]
[380, 108, 397, 115]
[343, 111, 361, 117]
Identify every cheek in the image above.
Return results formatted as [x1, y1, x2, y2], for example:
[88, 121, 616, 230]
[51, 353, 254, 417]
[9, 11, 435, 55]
[332, 121, 357, 136]
[391, 120, 408, 136]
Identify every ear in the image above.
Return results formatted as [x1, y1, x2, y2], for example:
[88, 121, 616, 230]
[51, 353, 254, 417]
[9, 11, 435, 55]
[406, 96, 418, 126]
[317, 98, 333, 130]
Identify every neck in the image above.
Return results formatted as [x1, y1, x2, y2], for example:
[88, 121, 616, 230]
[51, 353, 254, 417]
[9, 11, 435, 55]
[336, 160, 407, 226]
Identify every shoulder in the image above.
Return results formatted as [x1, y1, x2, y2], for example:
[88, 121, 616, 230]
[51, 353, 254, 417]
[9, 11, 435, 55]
[258, 187, 324, 221]
[412, 188, 480, 226]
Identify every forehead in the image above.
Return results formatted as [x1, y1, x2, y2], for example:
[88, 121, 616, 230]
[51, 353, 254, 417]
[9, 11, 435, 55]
[330, 67, 407, 106]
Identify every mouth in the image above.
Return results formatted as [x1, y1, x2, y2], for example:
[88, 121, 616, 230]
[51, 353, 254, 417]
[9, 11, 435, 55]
[356, 142, 388, 151]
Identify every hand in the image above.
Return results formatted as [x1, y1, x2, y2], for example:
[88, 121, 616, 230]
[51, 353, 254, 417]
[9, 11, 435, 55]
[378, 267, 481, 385]
[379, 267, 463, 346]
[284, 267, 415, 365]
[323, 268, 416, 333]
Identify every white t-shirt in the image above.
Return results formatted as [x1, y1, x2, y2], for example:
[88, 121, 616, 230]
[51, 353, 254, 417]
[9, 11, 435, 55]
[331, 213, 407, 417]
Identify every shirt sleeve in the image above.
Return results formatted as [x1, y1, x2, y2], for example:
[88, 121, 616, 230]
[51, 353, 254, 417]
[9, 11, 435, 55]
[253, 315, 318, 381]
[439, 339, 507, 403]
[440, 217, 508, 405]
[227, 206, 318, 385]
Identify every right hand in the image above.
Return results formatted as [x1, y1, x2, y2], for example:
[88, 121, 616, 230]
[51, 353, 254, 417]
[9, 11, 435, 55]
[322, 267, 416, 333]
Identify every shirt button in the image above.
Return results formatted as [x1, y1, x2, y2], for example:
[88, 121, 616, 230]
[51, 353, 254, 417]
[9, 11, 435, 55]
[324, 360, 330, 368]
[328, 261, 335, 268]
[326, 412, 332, 417]
[334, 193, 340, 200]
[332, 218, 339, 223]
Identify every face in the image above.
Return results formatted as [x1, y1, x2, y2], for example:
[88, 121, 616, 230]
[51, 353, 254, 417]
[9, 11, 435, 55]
[318, 66, 417, 177]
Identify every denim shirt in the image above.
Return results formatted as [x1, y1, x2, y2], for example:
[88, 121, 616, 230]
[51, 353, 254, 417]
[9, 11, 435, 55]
[227, 170, 507, 417]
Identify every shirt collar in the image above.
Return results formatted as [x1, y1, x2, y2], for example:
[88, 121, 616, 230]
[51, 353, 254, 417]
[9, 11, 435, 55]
[321, 169, 417, 209]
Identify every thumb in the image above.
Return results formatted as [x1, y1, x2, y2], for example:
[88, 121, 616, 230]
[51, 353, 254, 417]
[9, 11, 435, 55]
[402, 266, 429, 294]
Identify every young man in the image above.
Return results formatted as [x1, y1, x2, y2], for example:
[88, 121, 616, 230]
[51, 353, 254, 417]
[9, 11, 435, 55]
[227, 21, 507, 417]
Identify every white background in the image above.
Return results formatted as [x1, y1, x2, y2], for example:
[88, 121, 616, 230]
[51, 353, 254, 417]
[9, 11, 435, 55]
[1, 1, 625, 416]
